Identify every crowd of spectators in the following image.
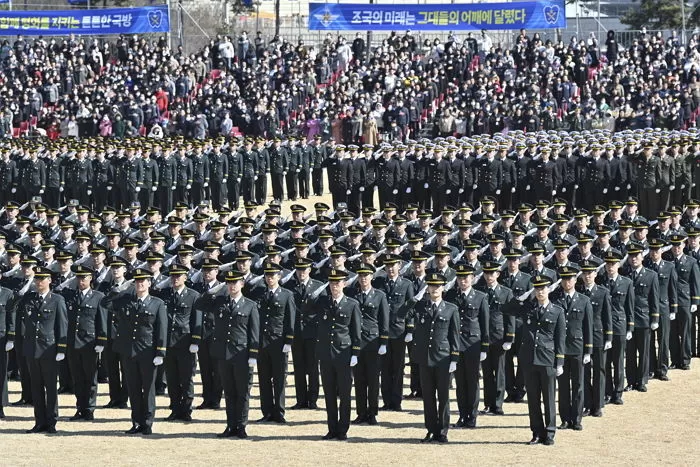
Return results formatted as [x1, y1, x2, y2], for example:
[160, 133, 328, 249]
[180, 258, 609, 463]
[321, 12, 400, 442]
[3, 27, 700, 143]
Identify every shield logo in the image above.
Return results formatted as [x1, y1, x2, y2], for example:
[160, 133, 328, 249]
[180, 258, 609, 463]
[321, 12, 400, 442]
[148, 9, 163, 28]
[543, 4, 560, 25]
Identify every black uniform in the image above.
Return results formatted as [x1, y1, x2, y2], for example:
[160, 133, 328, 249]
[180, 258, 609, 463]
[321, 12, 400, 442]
[256, 286, 296, 421]
[193, 282, 223, 408]
[211, 293, 259, 434]
[156, 154, 177, 214]
[325, 156, 352, 207]
[112, 293, 167, 432]
[645, 259, 677, 379]
[412, 298, 460, 440]
[310, 143, 326, 196]
[175, 156, 193, 206]
[377, 157, 401, 209]
[139, 157, 159, 209]
[191, 155, 210, 206]
[97, 281, 131, 408]
[43, 156, 64, 209]
[92, 158, 112, 213]
[518, 300, 565, 443]
[500, 270, 531, 401]
[268, 145, 288, 202]
[286, 146, 300, 201]
[297, 144, 312, 199]
[226, 149, 243, 209]
[22, 290, 68, 431]
[670, 254, 700, 367]
[0, 286, 15, 411]
[624, 267, 659, 389]
[208, 150, 229, 210]
[254, 147, 269, 205]
[579, 283, 612, 414]
[316, 294, 361, 438]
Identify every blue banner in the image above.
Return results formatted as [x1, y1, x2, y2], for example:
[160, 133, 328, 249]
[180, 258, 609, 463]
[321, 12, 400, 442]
[308, 1, 566, 31]
[0, 6, 170, 36]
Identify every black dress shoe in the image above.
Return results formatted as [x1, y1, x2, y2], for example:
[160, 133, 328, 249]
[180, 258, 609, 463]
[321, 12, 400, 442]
[367, 415, 378, 425]
[308, 402, 318, 410]
[623, 385, 634, 392]
[275, 416, 287, 424]
[479, 407, 491, 415]
[141, 426, 153, 435]
[380, 405, 392, 411]
[103, 401, 117, 409]
[46, 426, 57, 434]
[217, 427, 234, 438]
[290, 403, 307, 410]
[236, 428, 248, 439]
[636, 384, 647, 392]
[12, 399, 29, 407]
[26, 425, 47, 434]
[582, 408, 590, 417]
[542, 438, 555, 446]
[681, 364, 691, 370]
[196, 403, 211, 410]
[609, 398, 624, 405]
[125, 425, 142, 434]
[57, 387, 68, 394]
[657, 374, 669, 381]
[453, 418, 466, 428]
[465, 419, 477, 429]
[527, 436, 542, 445]
[572, 424, 583, 431]
[490, 408, 505, 415]
[589, 410, 603, 417]
[257, 414, 273, 422]
[336, 433, 348, 441]
[180, 413, 193, 422]
[558, 422, 570, 429]
[322, 432, 336, 440]
[83, 412, 95, 421]
[69, 411, 83, 421]
[165, 413, 178, 421]
[352, 415, 367, 424]
[420, 432, 433, 443]
[393, 405, 402, 412]
[0, 409, 5, 419]
[435, 434, 448, 444]
[504, 395, 515, 403]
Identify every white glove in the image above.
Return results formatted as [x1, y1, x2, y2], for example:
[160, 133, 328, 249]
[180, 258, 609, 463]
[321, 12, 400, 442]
[56, 353, 65, 362]
[551, 190, 556, 196]
[248, 358, 257, 367]
[39, 189, 44, 194]
[446, 189, 452, 194]
[237, 178, 241, 183]
[511, 187, 516, 193]
[171, 185, 176, 191]
[283, 172, 287, 176]
[107, 186, 112, 191]
[627, 184, 631, 190]
[135, 187, 141, 192]
[448, 361, 457, 373]
[186, 184, 192, 189]
[404, 333, 413, 343]
[626, 331, 633, 341]
[189, 344, 199, 353]
[681, 184, 686, 189]
[295, 169, 300, 173]
[604, 341, 612, 350]
[562, 187, 567, 193]
[670, 312, 676, 321]
[502, 342, 512, 351]
[204, 182, 209, 187]
[603, 188, 608, 194]
[346, 190, 351, 195]
[496, 189, 501, 195]
[424, 183, 429, 188]
[459, 188, 464, 194]
[556, 365, 564, 377]
[650, 322, 659, 331]
[406, 187, 412, 194]
[692, 305, 697, 313]
[378, 344, 387, 355]
[223, 179, 228, 184]
[59, 186, 64, 192]
[152, 186, 157, 192]
[254, 176, 258, 181]
[525, 185, 530, 191]
[575, 184, 579, 189]
[95, 345, 104, 354]
[392, 189, 398, 194]
[153, 356, 164, 366]
[614, 186, 620, 191]
[583, 354, 591, 364]
[11, 188, 16, 193]
[282, 344, 292, 353]
[655, 188, 661, 193]
[472, 184, 478, 190]
[479, 351, 487, 362]
[670, 185, 675, 191]
[87, 189, 92, 195]
[5, 341, 14, 352]
[350, 355, 358, 367]
[359, 186, 365, 192]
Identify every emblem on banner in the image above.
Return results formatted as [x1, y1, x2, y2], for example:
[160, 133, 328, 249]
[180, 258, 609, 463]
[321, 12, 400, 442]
[314, 6, 339, 28]
[543, 4, 560, 25]
[148, 9, 163, 28]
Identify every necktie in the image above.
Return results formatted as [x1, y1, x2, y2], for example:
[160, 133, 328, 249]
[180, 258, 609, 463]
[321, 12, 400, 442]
[609, 278, 615, 290]
[565, 294, 572, 309]
[300, 282, 307, 298]
[138, 298, 143, 308]
[268, 290, 274, 301]
[388, 280, 395, 293]
[488, 288, 495, 301]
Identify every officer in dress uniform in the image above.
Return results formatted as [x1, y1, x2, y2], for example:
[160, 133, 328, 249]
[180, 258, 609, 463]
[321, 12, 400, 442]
[226, 143, 243, 210]
[112, 268, 167, 435]
[578, 259, 613, 417]
[162, 264, 201, 422]
[519, 275, 565, 446]
[116, 150, 143, 210]
[191, 147, 211, 207]
[65, 265, 107, 421]
[175, 150, 193, 206]
[256, 262, 295, 423]
[286, 258, 324, 410]
[668, 234, 700, 370]
[254, 139, 269, 205]
[0, 282, 14, 418]
[317, 269, 361, 441]
[551, 266, 592, 431]
[412, 272, 460, 444]
[310, 135, 326, 196]
[22, 266, 68, 434]
[208, 144, 229, 210]
[347, 263, 389, 425]
[139, 152, 159, 210]
[212, 270, 260, 439]
[428, 148, 451, 215]
[268, 137, 288, 202]
[325, 146, 352, 208]
[447, 263, 489, 429]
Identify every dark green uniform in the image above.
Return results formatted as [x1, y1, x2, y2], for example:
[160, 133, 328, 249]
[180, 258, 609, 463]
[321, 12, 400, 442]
[580, 283, 612, 414]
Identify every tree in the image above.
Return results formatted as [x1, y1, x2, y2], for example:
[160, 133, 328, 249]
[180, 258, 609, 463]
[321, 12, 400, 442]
[621, 0, 699, 30]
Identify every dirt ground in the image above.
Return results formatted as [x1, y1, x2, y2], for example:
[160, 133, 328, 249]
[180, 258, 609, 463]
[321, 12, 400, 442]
[2, 186, 700, 466]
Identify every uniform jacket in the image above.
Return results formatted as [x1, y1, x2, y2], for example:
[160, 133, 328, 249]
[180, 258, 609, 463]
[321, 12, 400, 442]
[112, 293, 167, 359]
[372, 275, 415, 338]
[257, 286, 296, 348]
[347, 286, 389, 348]
[315, 294, 361, 361]
[550, 289, 593, 356]
[412, 299, 460, 367]
[518, 300, 566, 368]
[210, 293, 260, 363]
[64, 288, 107, 350]
[21, 290, 68, 359]
[445, 287, 489, 352]
[284, 276, 326, 340]
[578, 284, 613, 348]
[597, 272, 635, 335]
[161, 286, 202, 349]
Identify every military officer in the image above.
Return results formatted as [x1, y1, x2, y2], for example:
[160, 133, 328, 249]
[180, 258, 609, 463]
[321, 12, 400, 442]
[65, 265, 107, 421]
[208, 143, 229, 210]
[310, 135, 326, 196]
[668, 234, 700, 370]
[162, 264, 201, 422]
[112, 268, 167, 435]
[23, 266, 68, 434]
[285, 258, 324, 410]
[446, 263, 489, 429]
[67, 151, 95, 207]
[0, 282, 14, 418]
[268, 137, 288, 202]
[212, 270, 260, 439]
[317, 269, 362, 441]
[412, 272, 460, 444]
[519, 275, 565, 446]
[578, 259, 613, 417]
[347, 263, 389, 425]
[551, 266, 593, 431]
[256, 262, 296, 423]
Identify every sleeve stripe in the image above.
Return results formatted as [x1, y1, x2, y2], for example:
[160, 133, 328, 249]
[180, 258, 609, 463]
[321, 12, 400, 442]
[156, 347, 166, 351]
[249, 348, 259, 353]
